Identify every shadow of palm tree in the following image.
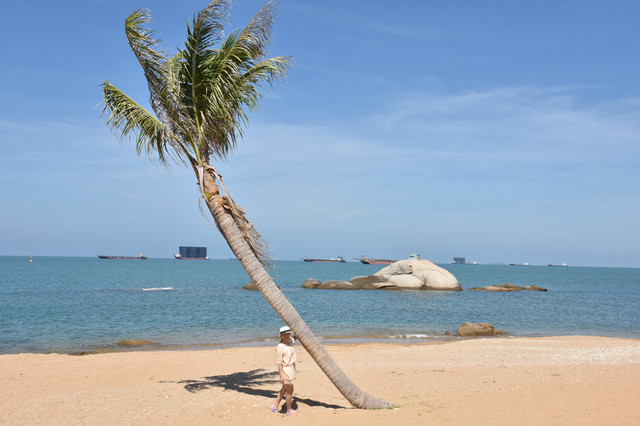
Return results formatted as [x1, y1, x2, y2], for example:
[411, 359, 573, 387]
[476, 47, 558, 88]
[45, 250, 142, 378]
[178, 368, 345, 410]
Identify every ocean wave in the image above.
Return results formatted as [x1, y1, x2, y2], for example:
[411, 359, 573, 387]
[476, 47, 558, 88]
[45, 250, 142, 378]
[140, 287, 174, 291]
[317, 332, 443, 341]
[391, 333, 440, 339]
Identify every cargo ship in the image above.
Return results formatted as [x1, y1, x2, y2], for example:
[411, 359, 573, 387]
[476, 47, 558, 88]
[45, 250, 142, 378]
[359, 257, 396, 265]
[358, 253, 420, 265]
[302, 256, 346, 263]
[174, 246, 208, 260]
[358, 254, 397, 265]
[98, 251, 148, 260]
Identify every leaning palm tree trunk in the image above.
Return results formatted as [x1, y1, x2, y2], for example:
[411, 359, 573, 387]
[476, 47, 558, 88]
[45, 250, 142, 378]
[102, 0, 393, 410]
[200, 165, 393, 409]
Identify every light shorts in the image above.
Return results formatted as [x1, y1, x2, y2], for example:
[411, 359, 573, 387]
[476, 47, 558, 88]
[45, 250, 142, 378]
[282, 364, 297, 384]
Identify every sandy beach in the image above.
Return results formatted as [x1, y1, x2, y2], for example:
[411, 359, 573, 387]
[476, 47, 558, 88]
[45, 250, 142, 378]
[1, 336, 638, 425]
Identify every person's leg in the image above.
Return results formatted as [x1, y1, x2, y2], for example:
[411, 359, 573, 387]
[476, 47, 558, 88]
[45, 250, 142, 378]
[284, 383, 294, 413]
[272, 386, 285, 412]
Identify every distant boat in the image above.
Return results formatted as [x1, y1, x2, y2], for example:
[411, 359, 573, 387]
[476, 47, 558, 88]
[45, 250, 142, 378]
[174, 246, 208, 260]
[98, 251, 148, 260]
[547, 263, 569, 267]
[358, 253, 420, 265]
[303, 256, 346, 263]
[509, 262, 530, 266]
[359, 257, 396, 265]
[453, 257, 478, 265]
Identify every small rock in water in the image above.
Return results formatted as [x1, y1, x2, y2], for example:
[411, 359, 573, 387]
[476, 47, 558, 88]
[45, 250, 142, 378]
[468, 283, 547, 292]
[116, 339, 159, 347]
[456, 322, 505, 337]
[242, 280, 280, 290]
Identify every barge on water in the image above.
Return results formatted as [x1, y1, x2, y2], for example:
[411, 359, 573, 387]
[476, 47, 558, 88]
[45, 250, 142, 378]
[174, 246, 208, 260]
[358, 253, 420, 265]
[302, 256, 346, 263]
[98, 251, 148, 260]
[359, 256, 396, 265]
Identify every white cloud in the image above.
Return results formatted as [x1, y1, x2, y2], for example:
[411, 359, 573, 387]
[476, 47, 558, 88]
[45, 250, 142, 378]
[367, 86, 640, 169]
[243, 86, 639, 183]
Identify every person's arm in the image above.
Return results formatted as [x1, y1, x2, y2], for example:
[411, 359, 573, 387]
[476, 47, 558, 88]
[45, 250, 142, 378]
[276, 345, 285, 383]
[278, 363, 287, 383]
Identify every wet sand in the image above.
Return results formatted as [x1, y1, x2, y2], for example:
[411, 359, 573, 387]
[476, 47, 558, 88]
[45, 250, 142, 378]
[1, 336, 638, 425]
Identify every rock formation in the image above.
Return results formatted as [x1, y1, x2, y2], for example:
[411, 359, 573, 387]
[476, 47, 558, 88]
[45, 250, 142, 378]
[302, 278, 358, 289]
[468, 284, 547, 292]
[303, 259, 462, 291]
[456, 322, 505, 337]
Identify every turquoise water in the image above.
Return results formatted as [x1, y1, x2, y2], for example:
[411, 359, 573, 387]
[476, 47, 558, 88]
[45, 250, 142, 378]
[1, 256, 638, 354]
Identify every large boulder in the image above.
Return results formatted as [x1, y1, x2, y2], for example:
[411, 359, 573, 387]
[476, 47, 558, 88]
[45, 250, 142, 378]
[364, 259, 462, 291]
[456, 322, 505, 337]
[301, 278, 322, 289]
[304, 259, 462, 291]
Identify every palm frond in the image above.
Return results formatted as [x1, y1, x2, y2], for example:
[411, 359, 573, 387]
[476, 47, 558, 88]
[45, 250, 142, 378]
[124, 10, 169, 99]
[124, 11, 205, 165]
[124, 10, 194, 151]
[101, 82, 192, 166]
[179, 1, 233, 157]
[186, 0, 230, 53]
[193, 0, 289, 159]
[238, 56, 290, 109]
[181, 0, 230, 107]
[234, 0, 278, 60]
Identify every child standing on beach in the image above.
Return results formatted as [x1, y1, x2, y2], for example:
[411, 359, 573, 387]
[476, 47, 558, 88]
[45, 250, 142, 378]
[270, 326, 298, 416]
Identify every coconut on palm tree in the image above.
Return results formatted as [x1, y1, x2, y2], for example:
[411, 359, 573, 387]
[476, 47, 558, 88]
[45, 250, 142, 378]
[101, 0, 392, 410]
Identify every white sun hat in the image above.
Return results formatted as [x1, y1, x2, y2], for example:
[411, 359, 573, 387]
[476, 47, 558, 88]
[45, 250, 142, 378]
[279, 326, 291, 334]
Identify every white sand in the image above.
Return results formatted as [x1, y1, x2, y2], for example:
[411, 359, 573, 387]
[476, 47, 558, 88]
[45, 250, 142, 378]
[1, 336, 638, 425]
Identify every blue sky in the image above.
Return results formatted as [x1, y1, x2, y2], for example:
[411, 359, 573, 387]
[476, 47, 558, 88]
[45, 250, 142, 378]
[1, 0, 638, 267]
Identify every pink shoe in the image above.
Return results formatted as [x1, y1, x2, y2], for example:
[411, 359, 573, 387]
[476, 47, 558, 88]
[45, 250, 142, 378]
[286, 410, 299, 416]
[269, 405, 278, 413]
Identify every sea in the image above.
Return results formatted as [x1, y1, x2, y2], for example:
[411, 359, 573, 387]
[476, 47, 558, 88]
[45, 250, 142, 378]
[1, 256, 638, 354]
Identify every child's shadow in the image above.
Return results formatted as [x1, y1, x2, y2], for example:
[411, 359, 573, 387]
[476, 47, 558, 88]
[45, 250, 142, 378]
[178, 368, 344, 410]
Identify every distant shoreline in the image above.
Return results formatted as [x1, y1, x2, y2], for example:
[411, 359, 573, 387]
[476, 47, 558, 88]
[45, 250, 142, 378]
[6, 333, 640, 356]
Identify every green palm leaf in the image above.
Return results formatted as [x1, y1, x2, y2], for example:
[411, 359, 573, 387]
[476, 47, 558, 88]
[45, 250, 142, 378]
[102, 82, 183, 166]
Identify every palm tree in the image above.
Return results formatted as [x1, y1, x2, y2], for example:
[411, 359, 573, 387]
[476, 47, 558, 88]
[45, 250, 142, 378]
[101, 0, 392, 410]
